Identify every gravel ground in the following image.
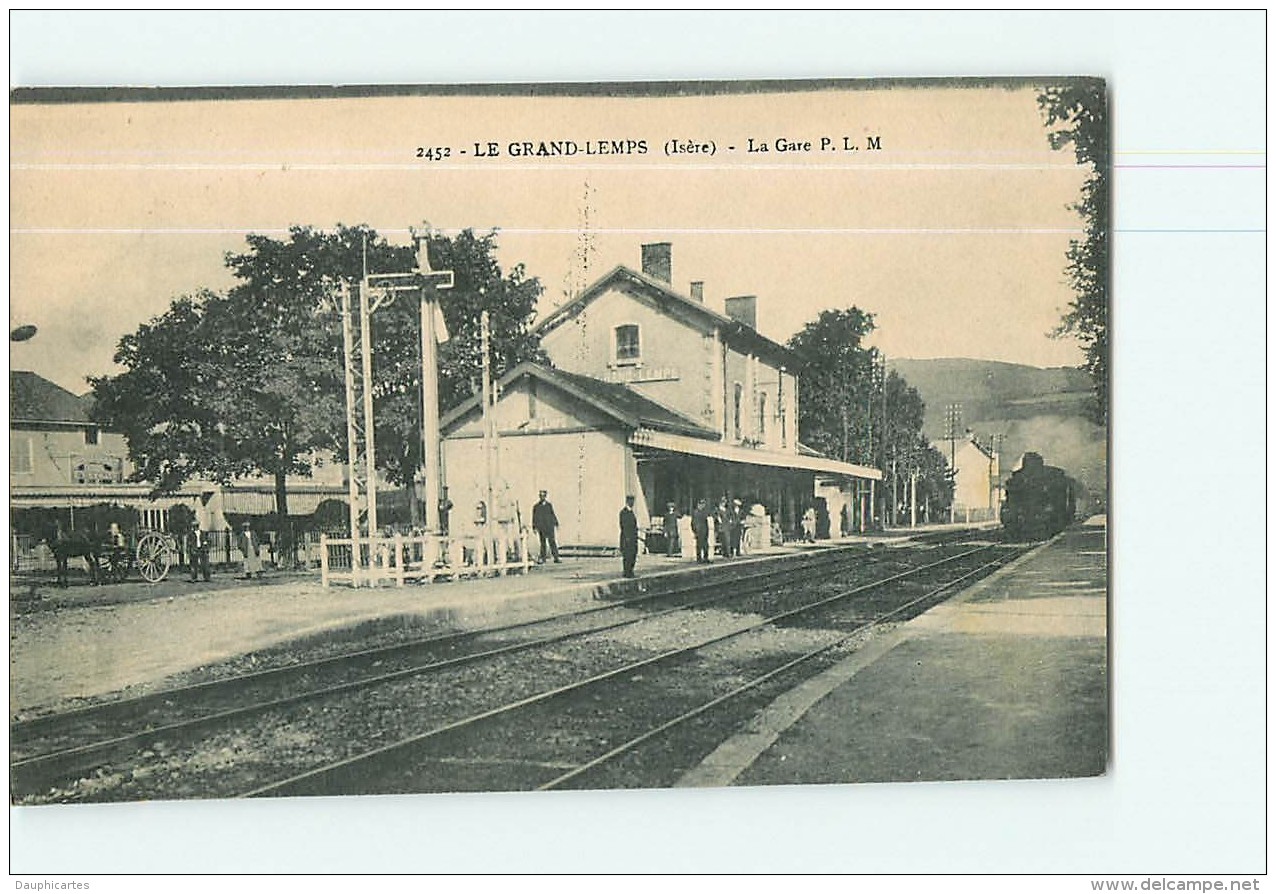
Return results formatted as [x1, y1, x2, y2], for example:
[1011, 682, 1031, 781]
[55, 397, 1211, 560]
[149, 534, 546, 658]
[6, 547, 830, 716]
[7, 537, 949, 716]
[8, 566, 607, 717]
[12, 538, 1009, 803]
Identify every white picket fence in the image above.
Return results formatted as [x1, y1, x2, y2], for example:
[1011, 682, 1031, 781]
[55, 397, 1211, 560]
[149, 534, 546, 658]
[320, 525, 531, 588]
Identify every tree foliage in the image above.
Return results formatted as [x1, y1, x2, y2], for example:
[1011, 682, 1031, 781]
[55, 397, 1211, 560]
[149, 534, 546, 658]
[373, 229, 546, 486]
[786, 308, 952, 521]
[1039, 80, 1109, 424]
[90, 223, 544, 541]
[880, 371, 952, 520]
[786, 307, 878, 464]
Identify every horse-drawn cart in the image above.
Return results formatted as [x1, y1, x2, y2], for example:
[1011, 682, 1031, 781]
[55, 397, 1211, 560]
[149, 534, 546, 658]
[50, 527, 178, 586]
[107, 529, 178, 584]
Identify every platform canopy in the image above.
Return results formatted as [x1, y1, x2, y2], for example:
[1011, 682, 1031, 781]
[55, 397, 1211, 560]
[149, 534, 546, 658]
[629, 429, 883, 480]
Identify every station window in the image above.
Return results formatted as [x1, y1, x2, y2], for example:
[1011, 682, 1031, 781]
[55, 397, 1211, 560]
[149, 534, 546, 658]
[758, 392, 767, 440]
[11, 437, 33, 474]
[84, 427, 100, 446]
[614, 324, 641, 365]
[733, 383, 743, 440]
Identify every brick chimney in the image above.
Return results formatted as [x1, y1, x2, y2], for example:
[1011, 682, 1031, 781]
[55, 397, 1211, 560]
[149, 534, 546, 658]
[724, 295, 757, 330]
[689, 281, 705, 303]
[640, 242, 672, 284]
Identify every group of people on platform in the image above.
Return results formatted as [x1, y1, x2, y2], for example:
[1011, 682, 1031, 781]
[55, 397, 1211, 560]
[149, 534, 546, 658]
[178, 485, 844, 585]
[684, 497, 772, 563]
[529, 489, 777, 579]
[528, 489, 639, 579]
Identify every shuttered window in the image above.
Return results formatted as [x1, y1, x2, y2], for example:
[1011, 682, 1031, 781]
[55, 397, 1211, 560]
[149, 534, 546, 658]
[11, 437, 33, 474]
[614, 324, 641, 363]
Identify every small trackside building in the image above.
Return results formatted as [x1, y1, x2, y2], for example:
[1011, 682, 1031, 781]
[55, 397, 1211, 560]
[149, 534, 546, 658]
[439, 243, 882, 548]
[934, 433, 1001, 523]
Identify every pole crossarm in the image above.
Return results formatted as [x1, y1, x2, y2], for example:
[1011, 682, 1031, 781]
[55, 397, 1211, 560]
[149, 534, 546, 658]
[329, 246, 455, 587]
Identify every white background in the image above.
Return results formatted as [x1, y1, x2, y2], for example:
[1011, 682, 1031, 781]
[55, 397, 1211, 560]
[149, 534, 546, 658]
[7, 10, 1267, 877]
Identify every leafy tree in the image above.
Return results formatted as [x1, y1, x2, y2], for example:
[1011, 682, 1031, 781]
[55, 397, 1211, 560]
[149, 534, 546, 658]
[863, 369, 955, 524]
[91, 291, 233, 493]
[91, 224, 545, 553]
[878, 371, 950, 523]
[907, 442, 954, 523]
[786, 307, 878, 463]
[1039, 80, 1109, 424]
[373, 229, 546, 489]
[787, 308, 953, 525]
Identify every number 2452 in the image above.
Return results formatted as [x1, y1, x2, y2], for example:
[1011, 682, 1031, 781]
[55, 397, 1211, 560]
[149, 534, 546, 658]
[416, 146, 452, 160]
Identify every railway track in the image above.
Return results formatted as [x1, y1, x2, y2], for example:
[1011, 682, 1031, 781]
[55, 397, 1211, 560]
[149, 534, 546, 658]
[10, 541, 881, 798]
[11, 535, 1016, 803]
[244, 542, 1023, 797]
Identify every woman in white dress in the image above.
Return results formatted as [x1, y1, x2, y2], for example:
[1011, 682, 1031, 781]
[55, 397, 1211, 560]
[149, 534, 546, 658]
[240, 522, 264, 579]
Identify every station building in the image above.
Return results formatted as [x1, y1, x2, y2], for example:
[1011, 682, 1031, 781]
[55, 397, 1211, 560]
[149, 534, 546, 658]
[440, 243, 882, 547]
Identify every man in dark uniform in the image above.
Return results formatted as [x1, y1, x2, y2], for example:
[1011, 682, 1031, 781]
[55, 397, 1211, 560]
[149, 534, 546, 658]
[691, 498, 712, 563]
[619, 495, 639, 578]
[437, 486, 454, 536]
[187, 518, 210, 583]
[716, 498, 741, 558]
[532, 490, 561, 563]
[730, 498, 745, 556]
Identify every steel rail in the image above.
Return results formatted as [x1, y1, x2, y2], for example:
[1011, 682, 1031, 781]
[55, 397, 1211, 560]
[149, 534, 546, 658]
[240, 543, 1002, 798]
[538, 549, 1023, 790]
[14, 538, 867, 737]
[10, 541, 884, 787]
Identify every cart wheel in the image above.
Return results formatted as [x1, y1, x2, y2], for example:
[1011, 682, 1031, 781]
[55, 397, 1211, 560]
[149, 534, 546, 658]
[135, 532, 172, 583]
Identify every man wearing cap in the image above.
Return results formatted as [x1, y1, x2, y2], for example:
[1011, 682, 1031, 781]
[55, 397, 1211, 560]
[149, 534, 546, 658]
[531, 490, 561, 564]
[187, 518, 210, 583]
[691, 498, 712, 563]
[730, 498, 745, 557]
[619, 495, 639, 578]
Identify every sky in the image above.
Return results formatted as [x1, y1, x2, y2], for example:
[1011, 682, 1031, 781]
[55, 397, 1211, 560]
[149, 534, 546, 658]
[10, 83, 1091, 394]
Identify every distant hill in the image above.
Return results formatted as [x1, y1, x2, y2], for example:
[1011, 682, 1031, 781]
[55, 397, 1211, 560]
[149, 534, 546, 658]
[890, 358, 1106, 504]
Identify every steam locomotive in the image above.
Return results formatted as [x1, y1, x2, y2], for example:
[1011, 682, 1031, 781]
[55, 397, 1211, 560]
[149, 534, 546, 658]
[1001, 452, 1077, 541]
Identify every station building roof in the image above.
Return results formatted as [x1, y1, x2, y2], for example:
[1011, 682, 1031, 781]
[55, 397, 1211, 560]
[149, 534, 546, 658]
[10, 371, 93, 425]
[632, 429, 883, 481]
[535, 265, 801, 368]
[441, 362, 882, 482]
[440, 361, 719, 440]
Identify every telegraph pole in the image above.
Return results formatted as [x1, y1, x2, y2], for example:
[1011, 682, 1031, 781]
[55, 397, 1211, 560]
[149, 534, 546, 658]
[880, 353, 893, 526]
[988, 432, 1004, 521]
[910, 466, 918, 527]
[868, 350, 885, 529]
[944, 402, 962, 524]
[343, 234, 454, 541]
[412, 239, 454, 532]
[480, 310, 496, 530]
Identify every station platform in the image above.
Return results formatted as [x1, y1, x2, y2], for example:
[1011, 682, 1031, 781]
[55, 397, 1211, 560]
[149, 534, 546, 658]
[10, 530, 913, 716]
[679, 516, 1109, 787]
[7, 518, 1024, 735]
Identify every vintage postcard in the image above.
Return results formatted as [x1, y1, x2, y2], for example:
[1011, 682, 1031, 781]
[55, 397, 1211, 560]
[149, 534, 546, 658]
[9, 78, 1108, 804]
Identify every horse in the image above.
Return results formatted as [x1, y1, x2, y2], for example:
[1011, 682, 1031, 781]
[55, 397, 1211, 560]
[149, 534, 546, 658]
[43, 526, 110, 587]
